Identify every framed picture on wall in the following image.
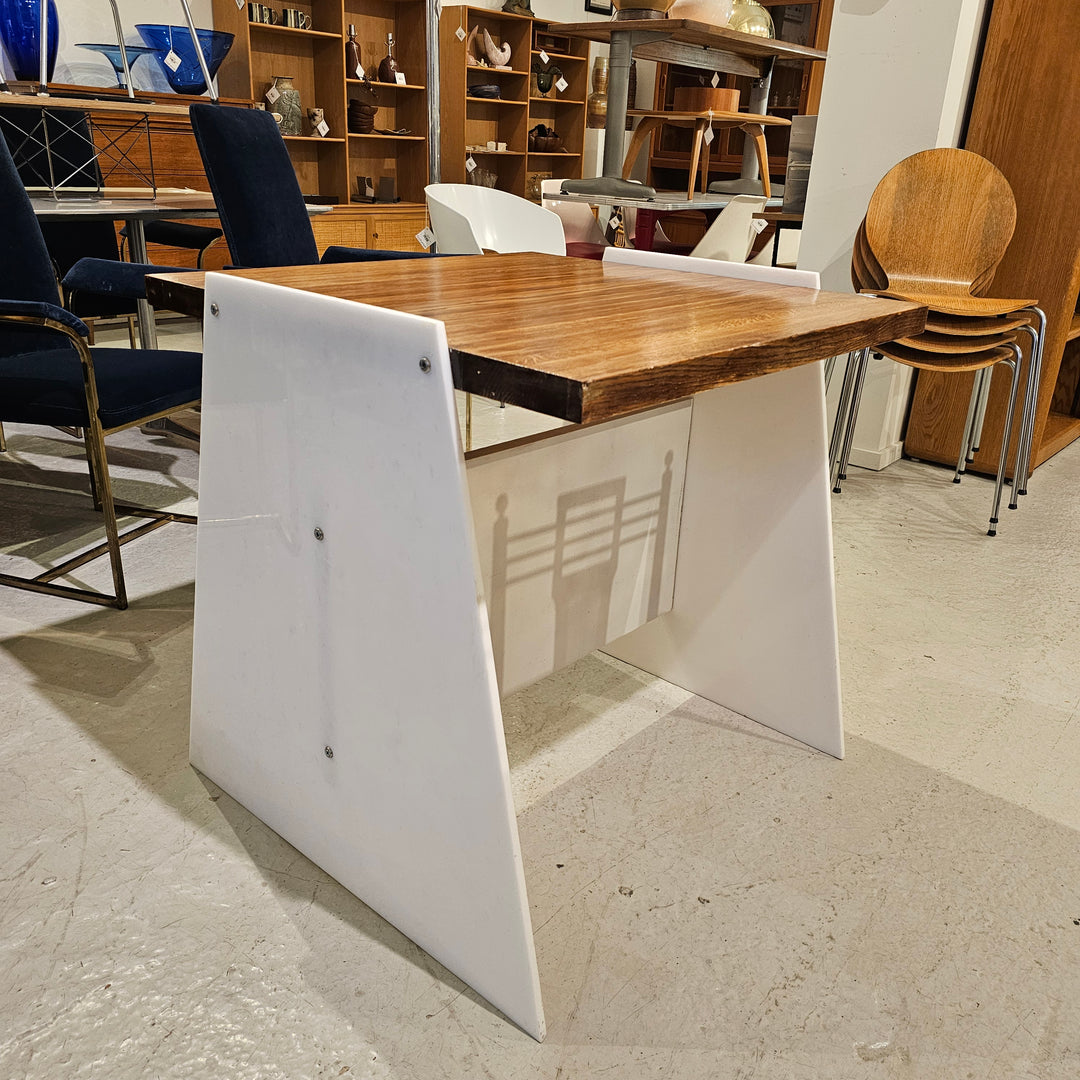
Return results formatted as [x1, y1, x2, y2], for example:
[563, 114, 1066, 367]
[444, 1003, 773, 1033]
[585, 0, 614, 13]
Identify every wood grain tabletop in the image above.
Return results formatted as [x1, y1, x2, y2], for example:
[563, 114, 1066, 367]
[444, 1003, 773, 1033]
[148, 252, 925, 425]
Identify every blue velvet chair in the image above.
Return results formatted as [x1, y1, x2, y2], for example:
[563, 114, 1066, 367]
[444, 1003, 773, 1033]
[0, 134, 201, 610]
[188, 103, 439, 268]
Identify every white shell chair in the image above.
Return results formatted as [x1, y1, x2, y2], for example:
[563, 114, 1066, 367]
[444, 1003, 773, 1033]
[540, 178, 608, 250]
[424, 184, 566, 255]
[689, 194, 768, 261]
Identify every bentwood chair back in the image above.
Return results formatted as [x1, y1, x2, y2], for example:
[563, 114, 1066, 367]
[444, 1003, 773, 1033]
[689, 194, 768, 262]
[0, 134, 201, 608]
[864, 148, 1016, 299]
[425, 184, 566, 256]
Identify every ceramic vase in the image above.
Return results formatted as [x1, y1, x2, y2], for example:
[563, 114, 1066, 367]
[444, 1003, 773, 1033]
[0, 0, 58, 82]
[587, 57, 608, 130]
[728, 0, 775, 38]
[272, 74, 302, 135]
[667, 0, 733, 26]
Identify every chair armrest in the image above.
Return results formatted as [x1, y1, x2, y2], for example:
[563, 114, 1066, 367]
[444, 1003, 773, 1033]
[0, 298, 88, 337]
[62, 258, 192, 301]
[320, 246, 444, 264]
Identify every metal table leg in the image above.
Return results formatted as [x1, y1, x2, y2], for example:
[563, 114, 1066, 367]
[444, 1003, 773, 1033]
[124, 217, 158, 350]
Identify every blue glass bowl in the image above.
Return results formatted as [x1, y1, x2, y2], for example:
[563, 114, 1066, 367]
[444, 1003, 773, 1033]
[0, 0, 58, 82]
[76, 43, 157, 88]
[135, 24, 234, 95]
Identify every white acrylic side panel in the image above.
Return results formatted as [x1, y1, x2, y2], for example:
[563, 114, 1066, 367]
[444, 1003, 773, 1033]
[191, 275, 545, 1039]
[466, 402, 691, 696]
[603, 245, 822, 290]
[607, 363, 844, 758]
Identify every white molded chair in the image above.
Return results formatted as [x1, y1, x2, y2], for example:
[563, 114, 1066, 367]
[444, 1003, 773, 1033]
[425, 184, 566, 255]
[689, 194, 768, 262]
[602, 245, 820, 290]
[540, 179, 608, 254]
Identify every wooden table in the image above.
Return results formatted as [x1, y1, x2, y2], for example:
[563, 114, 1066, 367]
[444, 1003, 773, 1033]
[623, 108, 791, 199]
[148, 254, 922, 1040]
[550, 19, 825, 197]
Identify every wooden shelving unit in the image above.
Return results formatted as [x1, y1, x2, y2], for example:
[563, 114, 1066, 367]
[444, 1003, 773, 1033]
[212, 0, 431, 251]
[439, 7, 588, 201]
[903, 0, 1080, 474]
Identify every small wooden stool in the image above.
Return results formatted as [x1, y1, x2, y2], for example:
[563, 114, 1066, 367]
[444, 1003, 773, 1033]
[623, 108, 791, 199]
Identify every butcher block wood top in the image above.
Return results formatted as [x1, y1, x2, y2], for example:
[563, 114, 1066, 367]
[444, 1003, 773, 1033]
[147, 252, 924, 425]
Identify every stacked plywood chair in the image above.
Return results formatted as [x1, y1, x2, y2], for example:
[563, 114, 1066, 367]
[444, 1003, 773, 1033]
[831, 149, 1045, 535]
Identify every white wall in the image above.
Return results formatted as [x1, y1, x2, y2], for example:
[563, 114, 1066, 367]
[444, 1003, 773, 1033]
[798, 0, 989, 470]
[2, 0, 214, 92]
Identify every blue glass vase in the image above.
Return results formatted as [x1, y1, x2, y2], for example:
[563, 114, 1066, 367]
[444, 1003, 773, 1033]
[0, 0, 58, 82]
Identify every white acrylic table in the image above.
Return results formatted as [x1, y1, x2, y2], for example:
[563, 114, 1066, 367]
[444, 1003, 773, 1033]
[148, 254, 924, 1040]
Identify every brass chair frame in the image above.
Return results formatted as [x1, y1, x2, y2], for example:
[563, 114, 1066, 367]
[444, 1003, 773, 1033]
[0, 312, 197, 609]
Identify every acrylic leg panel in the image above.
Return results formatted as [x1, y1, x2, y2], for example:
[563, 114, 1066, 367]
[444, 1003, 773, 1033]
[191, 275, 545, 1039]
[606, 362, 844, 758]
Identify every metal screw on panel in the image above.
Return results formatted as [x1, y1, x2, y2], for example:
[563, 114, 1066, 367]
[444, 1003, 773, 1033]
[419, 357, 431, 373]
[324, 745, 334, 759]
[209, 302, 219, 317]
[314, 526, 325, 541]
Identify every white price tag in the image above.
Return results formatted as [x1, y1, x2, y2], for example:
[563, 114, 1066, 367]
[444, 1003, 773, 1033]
[751, 217, 768, 234]
[539, 50, 550, 64]
[703, 125, 714, 145]
[415, 226, 436, 249]
[465, 155, 477, 172]
[455, 25, 466, 41]
[711, 71, 720, 88]
[235, 0, 244, 8]
[555, 76, 568, 93]
[316, 120, 330, 137]
[164, 49, 182, 72]
[265, 85, 280, 104]
[355, 63, 365, 79]
[395, 71, 407, 85]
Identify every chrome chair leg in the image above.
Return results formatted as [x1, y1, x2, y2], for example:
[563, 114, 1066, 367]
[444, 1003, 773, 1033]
[823, 352, 837, 391]
[969, 366, 991, 455]
[834, 347, 870, 493]
[988, 343, 1023, 536]
[954, 371, 983, 483]
[827, 350, 859, 488]
[1014, 306, 1046, 498]
[1009, 321, 1040, 509]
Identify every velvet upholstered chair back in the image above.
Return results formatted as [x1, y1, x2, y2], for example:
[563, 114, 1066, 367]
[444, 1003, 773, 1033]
[0, 131, 68, 353]
[189, 103, 321, 269]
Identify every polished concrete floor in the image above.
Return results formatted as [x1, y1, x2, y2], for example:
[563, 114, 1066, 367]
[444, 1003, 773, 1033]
[2, 323, 1079, 1078]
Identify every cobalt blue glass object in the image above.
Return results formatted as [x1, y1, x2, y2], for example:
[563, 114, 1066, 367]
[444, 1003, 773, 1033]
[135, 24, 234, 95]
[0, 0, 58, 82]
[75, 43, 157, 89]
